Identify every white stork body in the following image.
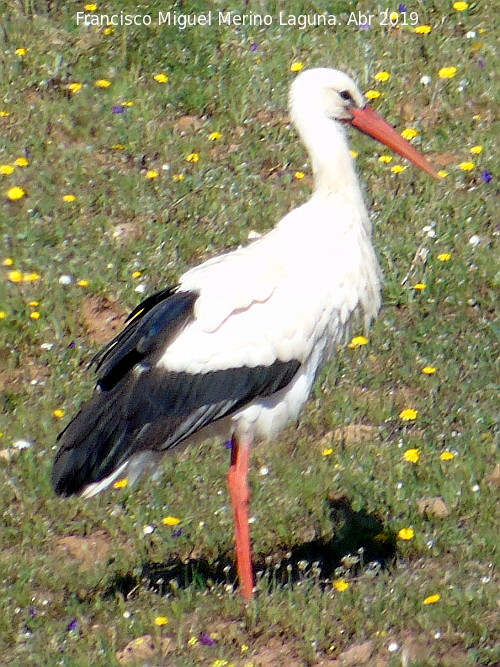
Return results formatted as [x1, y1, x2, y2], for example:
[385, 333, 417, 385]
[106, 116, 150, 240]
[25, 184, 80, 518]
[52, 68, 438, 600]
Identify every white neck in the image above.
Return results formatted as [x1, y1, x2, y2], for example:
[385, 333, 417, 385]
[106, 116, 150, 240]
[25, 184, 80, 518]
[293, 108, 362, 197]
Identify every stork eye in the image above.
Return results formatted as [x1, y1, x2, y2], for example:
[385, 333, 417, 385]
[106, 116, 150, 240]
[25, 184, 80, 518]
[339, 90, 353, 102]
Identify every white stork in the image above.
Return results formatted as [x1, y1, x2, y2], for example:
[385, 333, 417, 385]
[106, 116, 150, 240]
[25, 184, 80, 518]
[52, 67, 439, 600]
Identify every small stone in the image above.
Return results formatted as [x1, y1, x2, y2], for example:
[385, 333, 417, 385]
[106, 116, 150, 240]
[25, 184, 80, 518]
[416, 496, 450, 518]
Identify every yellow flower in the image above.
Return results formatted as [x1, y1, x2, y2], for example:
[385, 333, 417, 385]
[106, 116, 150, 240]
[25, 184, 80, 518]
[153, 73, 169, 83]
[349, 150, 359, 158]
[413, 283, 427, 290]
[241, 645, 249, 652]
[53, 409, 65, 418]
[30, 311, 41, 320]
[422, 366, 437, 374]
[62, 194, 76, 202]
[322, 448, 334, 456]
[122, 101, 134, 107]
[0, 311, 6, 320]
[23, 272, 40, 282]
[77, 279, 90, 287]
[389, 11, 399, 21]
[379, 155, 393, 163]
[112, 144, 125, 150]
[403, 448, 420, 463]
[13, 157, 28, 167]
[470, 146, 483, 154]
[374, 71, 390, 82]
[154, 616, 168, 626]
[212, 660, 229, 667]
[0, 165, 15, 174]
[172, 173, 185, 181]
[187, 636, 198, 646]
[399, 408, 418, 421]
[332, 579, 350, 591]
[67, 83, 83, 93]
[348, 335, 369, 349]
[438, 67, 458, 79]
[438, 170, 449, 178]
[162, 516, 181, 526]
[401, 128, 418, 140]
[440, 451, 455, 461]
[423, 594, 441, 604]
[131, 271, 142, 278]
[185, 153, 200, 163]
[209, 131, 222, 140]
[398, 527, 415, 540]
[84, 4, 98, 11]
[437, 253, 451, 261]
[6, 186, 26, 200]
[145, 170, 159, 179]
[15, 48, 27, 56]
[414, 25, 432, 34]
[294, 171, 305, 179]
[95, 79, 111, 88]
[113, 478, 128, 489]
[391, 165, 406, 174]
[0, 110, 10, 116]
[103, 27, 114, 35]
[7, 270, 23, 283]
[290, 62, 304, 72]
[459, 161, 475, 171]
[365, 90, 381, 99]
[28, 301, 39, 306]
[453, 1, 468, 9]
[3, 258, 14, 266]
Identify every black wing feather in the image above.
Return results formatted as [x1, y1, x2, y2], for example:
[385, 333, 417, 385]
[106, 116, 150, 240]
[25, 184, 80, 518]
[52, 287, 301, 497]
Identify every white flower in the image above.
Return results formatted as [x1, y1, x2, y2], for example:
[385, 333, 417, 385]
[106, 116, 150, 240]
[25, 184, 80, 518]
[420, 75, 432, 85]
[59, 274, 73, 285]
[469, 235, 481, 246]
[466, 30, 476, 38]
[13, 439, 33, 450]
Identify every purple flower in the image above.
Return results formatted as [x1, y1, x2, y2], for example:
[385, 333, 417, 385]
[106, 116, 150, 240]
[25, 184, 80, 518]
[398, 4, 407, 11]
[250, 43, 258, 52]
[359, 22, 371, 30]
[172, 528, 184, 538]
[481, 170, 492, 183]
[224, 440, 233, 449]
[477, 59, 485, 67]
[28, 607, 37, 617]
[66, 619, 78, 632]
[112, 105, 126, 114]
[200, 632, 216, 646]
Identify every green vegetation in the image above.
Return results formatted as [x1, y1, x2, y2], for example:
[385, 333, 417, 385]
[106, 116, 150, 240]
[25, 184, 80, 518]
[0, 1, 497, 665]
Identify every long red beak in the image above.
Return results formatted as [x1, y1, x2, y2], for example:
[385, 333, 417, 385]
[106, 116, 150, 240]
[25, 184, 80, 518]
[349, 105, 441, 179]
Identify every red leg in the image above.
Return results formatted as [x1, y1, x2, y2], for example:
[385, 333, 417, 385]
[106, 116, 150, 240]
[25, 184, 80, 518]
[227, 432, 254, 601]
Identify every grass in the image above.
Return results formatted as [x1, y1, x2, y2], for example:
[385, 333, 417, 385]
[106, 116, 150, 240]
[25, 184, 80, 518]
[0, 0, 498, 665]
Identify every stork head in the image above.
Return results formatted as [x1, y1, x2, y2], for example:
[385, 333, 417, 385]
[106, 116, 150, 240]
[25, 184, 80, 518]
[290, 67, 440, 179]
